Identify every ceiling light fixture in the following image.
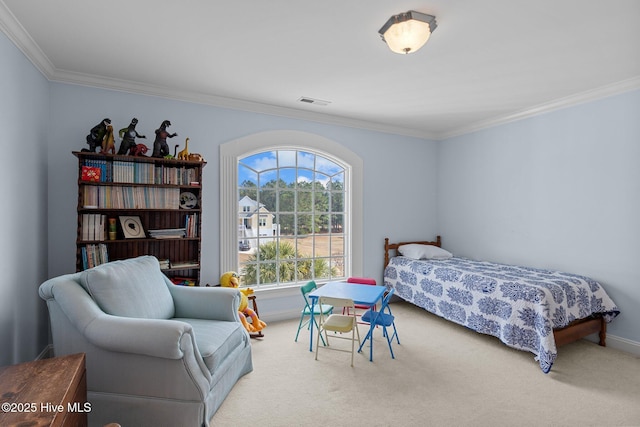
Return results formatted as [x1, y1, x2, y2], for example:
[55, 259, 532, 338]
[379, 10, 437, 54]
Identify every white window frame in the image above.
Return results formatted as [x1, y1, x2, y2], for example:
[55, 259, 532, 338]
[220, 130, 363, 286]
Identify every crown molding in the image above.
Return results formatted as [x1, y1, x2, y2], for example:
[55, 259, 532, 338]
[436, 76, 640, 140]
[50, 68, 438, 140]
[0, 1, 55, 76]
[46, 64, 640, 143]
[56, 70, 637, 143]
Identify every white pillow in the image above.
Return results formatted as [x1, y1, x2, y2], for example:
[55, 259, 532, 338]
[398, 244, 453, 260]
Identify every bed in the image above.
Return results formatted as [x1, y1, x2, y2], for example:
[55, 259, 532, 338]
[383, 236, 620, 373]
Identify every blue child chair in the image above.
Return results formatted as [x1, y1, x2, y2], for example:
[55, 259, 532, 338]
[359, 288, 400, 359]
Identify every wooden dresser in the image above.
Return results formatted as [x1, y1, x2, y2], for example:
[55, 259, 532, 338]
[0, 353, 88, 427]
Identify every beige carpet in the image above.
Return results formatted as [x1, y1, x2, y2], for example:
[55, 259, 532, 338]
[212, 301, 640, 427]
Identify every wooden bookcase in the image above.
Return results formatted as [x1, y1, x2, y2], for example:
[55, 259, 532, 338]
[73, 151, 206, 285]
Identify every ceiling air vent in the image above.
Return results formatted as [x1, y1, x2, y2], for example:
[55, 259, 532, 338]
[298, 96, 331, 106]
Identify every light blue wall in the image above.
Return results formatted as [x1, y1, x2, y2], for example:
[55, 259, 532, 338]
[437, 90, 640, 342]
[47, 83, 439, 286]
[0, 32, 50, 365]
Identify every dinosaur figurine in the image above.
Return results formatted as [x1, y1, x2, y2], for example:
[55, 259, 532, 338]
[132, 144, 149, 156]
[177, 138, 190, 160]
[117, 118, 146, 155]
[151, 120, 178, 158]
[163, 144, 179, 160]
[84, 118, 111, 152]
[100, 124, 116, 154]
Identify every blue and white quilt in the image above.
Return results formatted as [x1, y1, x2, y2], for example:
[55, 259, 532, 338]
[384, 256, 620, 373]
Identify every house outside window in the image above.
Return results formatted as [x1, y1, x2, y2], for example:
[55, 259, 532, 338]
[238, 150, 346, 286]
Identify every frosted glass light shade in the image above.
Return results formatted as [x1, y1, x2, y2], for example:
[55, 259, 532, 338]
[379, 11, 437, 54]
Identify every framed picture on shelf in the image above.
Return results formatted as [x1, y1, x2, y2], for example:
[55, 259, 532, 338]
[119, 216, 145, 239]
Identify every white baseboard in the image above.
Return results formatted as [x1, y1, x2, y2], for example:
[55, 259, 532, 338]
[261, 308, 300, 324]
[604, 334, 640, 356]
[585, 333, 640, 356]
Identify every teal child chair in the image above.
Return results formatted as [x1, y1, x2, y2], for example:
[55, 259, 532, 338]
[294, 281, 333, 345]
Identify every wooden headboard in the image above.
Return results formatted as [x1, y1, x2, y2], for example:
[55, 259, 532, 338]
[384, 236, 442, 268]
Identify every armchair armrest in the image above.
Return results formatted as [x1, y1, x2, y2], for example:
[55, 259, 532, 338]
[85, 315, 196, 359]
[41, 276, 199, 359]
[167, 282, 241, 322]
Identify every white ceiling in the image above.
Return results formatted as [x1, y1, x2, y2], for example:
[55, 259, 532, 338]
[2, 0, 639, 139]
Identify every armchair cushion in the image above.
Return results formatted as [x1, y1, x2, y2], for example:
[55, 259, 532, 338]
[80, 256, 175, 319]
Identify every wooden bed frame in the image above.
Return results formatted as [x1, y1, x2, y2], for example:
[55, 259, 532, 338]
[383, 236, 607, 348]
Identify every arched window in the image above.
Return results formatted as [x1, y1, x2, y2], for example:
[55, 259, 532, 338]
[238, 149, 345, 285]
[220, 131, 363, 289]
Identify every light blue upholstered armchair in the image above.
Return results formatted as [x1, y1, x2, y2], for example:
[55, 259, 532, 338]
[39, 256, 253, 427]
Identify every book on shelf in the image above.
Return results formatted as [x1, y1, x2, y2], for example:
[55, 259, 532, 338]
[148, 228, 186, 239]
[81, 213, 106, 240]
[82, 186, 180, 209]
[170, 260, 200, 269]
[80, 157, 200, 185]
[185, 213, 198, 238]
[81, 243, 109, 269]
[80, 158, 109, 182]
[81, 166, 101, 182]
[158, 165, 200, 185]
